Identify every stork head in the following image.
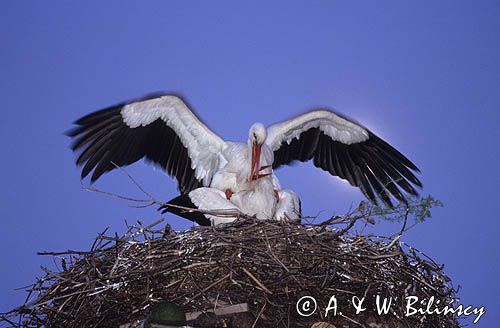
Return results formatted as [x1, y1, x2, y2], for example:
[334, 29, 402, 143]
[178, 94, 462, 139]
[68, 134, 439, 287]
[248, 123, 267, 181]
[249, 122, 267, 145]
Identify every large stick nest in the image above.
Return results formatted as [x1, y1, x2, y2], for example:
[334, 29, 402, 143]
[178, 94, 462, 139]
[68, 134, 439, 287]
[3, 215, 461, 328]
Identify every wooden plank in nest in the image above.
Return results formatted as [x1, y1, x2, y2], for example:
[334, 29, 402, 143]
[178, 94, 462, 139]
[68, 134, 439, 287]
[119, 303, 249, 328]
[186, 302, 249, 321]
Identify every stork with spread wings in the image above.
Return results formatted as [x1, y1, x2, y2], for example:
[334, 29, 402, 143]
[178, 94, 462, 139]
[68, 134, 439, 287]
[68, 93, 421, 225]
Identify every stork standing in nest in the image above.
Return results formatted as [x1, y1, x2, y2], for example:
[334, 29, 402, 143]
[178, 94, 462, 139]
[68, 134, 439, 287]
[68, 93, 421, 225]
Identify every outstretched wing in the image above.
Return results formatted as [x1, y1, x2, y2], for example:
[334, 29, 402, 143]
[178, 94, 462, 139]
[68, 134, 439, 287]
[265, 110, 422, 207]
[67, 93, 226, 194]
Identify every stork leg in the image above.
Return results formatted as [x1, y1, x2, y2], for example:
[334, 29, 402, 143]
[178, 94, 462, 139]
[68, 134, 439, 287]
[252, 165, 272, 180]
[259, 165, 272, 171]
[250, 165, 273, 181]
[253, 173, 272, 180]
[225, 188, 233, 200]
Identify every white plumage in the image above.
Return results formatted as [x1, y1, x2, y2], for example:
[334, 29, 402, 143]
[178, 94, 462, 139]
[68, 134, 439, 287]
[274, 189, 301, 222]
[121, 96, 225, 186]
[164, 186, 300, 226]
[265, 110, 369, 150]
[69, 92, 422, 225]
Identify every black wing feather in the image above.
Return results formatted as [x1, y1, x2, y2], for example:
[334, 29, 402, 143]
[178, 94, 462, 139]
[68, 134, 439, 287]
[273, 128, 421, 207]
[67, 96, 203, 194]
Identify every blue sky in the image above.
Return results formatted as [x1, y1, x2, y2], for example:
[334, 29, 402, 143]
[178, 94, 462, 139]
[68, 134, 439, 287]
[1, 1, 499, 326]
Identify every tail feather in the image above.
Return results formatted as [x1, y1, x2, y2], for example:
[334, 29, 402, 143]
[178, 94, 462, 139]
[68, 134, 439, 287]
[159, 194, 211, 226]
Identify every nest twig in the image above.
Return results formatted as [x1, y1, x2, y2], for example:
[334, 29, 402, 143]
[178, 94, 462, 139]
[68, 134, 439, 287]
[1, 213, 461, 328]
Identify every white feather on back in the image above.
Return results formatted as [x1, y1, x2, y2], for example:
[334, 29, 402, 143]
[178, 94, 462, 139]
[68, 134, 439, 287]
[274, 189, 301, 222]
[188, 188, 240, 226]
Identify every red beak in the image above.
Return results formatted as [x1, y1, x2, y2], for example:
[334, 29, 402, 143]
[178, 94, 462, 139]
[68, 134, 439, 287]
[250, 142, 262, 181]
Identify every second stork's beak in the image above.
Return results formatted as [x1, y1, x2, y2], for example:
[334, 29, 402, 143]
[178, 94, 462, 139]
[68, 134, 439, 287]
[250, 141, 262, 181]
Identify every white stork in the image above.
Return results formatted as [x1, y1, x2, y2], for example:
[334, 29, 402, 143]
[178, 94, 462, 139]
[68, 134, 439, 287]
[68, 92, 421, 224]
[160, 187, 301, 226]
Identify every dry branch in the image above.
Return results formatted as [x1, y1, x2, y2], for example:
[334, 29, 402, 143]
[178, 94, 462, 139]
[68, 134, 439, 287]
[1, 215, 461, 328]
